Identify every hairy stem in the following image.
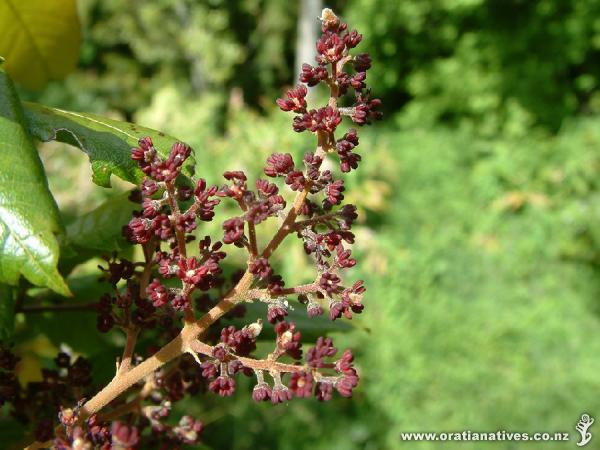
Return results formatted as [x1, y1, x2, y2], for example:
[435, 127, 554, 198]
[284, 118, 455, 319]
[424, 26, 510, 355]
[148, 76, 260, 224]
[246, 283, 320, 300]
[189, 341, 304, 373]
[117, 328, 139, 375]
[79, 270, 255, 419]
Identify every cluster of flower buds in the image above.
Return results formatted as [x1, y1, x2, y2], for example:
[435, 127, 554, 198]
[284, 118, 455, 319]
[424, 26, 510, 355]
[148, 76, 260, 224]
[51, 407, 203, 449]
[0, 346, 96, 444]
[37, 8, 378, 448]
[123, 141, 225, 314]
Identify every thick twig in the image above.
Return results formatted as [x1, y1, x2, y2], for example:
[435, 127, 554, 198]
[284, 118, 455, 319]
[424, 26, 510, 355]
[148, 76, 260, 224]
[99, 379, 155, 422]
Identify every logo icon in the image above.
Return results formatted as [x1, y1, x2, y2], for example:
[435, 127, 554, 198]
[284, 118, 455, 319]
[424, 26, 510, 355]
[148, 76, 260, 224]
[576, 413, 594, 447]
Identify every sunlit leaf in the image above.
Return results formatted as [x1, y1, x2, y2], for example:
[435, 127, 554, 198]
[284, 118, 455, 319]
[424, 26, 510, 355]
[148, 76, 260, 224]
[23, 102, 196, 187]
[0, 0, 81, 90]
[0, 69, 70, 296]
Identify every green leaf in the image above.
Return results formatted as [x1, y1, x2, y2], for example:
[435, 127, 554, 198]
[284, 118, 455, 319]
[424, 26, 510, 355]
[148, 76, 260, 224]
[0, 0, 80, 90]
[0, 284, 15, 341]
[0, 69, 70, 296]
[66, 193, 138, 253]
[23, 102, 196, 188]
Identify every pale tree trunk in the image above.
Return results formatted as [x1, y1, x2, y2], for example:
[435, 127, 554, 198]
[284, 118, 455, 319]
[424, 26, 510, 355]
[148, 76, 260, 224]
[295, 0, 322, 78]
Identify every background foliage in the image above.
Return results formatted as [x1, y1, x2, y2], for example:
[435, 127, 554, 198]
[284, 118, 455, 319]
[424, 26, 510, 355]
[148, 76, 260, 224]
[2, 0, 600, 448]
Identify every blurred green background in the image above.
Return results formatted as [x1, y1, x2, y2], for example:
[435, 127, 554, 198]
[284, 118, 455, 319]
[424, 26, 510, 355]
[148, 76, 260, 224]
[18, 0, 600, 448]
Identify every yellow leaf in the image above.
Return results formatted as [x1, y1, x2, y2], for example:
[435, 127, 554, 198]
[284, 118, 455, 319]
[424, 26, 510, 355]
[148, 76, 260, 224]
[0, 0, 81, 89]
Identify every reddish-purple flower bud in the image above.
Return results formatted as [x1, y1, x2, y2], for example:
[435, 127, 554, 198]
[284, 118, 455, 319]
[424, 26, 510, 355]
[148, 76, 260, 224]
[131, 137, 157, 173]
[338, 129, 359, 150]
[315, 106, 342, 133]
[316, 31, 345, 64]
[304, 152, 323, 180]
[252, 383, 272, 402]
[222, 217, 245, 245]
[336, 246, 356, 269]
[169, 142, 192, 165]
[343, 30, 363, 48]
[264, 153, 295, 177]
[200, 361, 218, 379]
[145, 142, 191, 183]
[141, 179, 159, 196]
[142, 198, 161, 218]
[293, 113, 313, 132]
[285, 171, 306, 191]
[338, 204, 358, 229]
[153, 214, 173, 240]
[267, 305, 288, 324]
[307, 337, 337, 368]
[249, 257, 272, 279]
[212, 344, 228, 361]
[111, 421, 140, 449]
[299, 63, 329, 86]
[223, 170, 247, 182]
[256, 179, 279, 197]
[323, 180, 345, 209]
[177, 258, 208, 285]
[289, 371, 314, 398]
[339, 151, 361, 173]
[307, 302, 324, 318]
[352, 93, 383, 125]
[146, 278, 170, 307]
[270, 386, 292, 404]
[275, 321, 302, 359]
[220, 326, 257, 356]
[171, 294, 191, 311]
[194, 178, 220, 221]
[276, 85, 308, 113]
[336, 71, 351, 96]
[350, 72, 367, 90]
[353, 53, 372, 72]
[336, 369, 359, 397]
[209, 376, 236, 397]
[315, 382, 334, 401]
[335, 349, 355, 374]
[319, 272, 341, 294]
[124, 216, 155, 244]
[176, 211, 197, 233]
